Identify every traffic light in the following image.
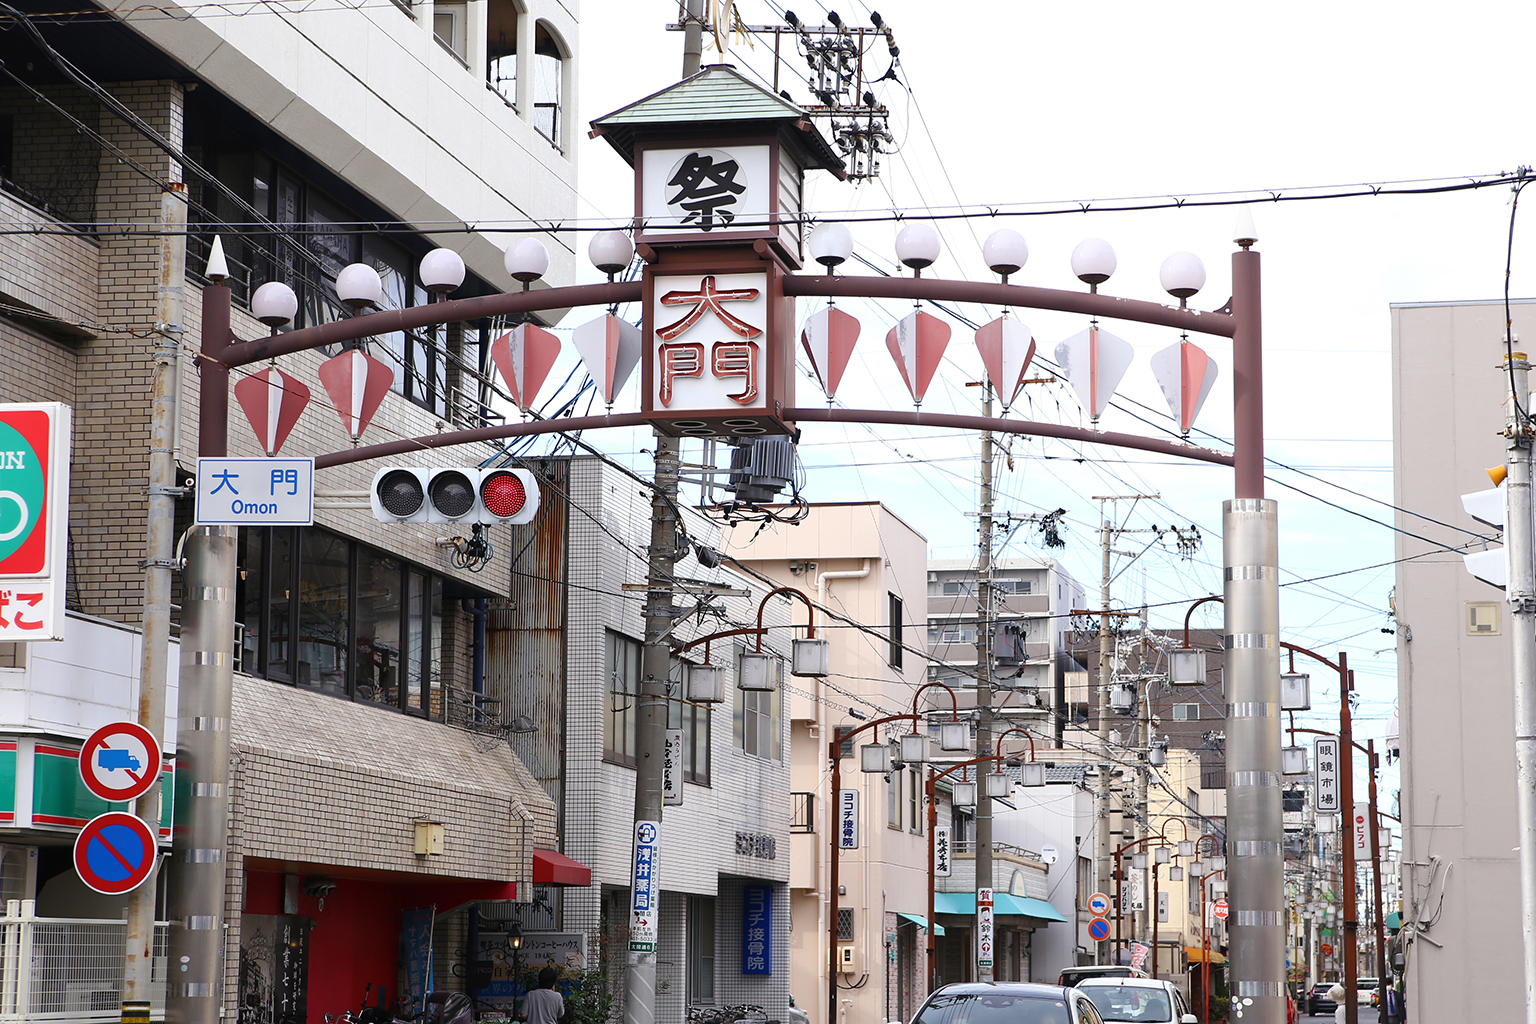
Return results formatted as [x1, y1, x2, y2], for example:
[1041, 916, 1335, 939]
[370, 467, 541, 525]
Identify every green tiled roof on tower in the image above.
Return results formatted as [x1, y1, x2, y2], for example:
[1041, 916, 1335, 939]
[591, 64, 844, 176]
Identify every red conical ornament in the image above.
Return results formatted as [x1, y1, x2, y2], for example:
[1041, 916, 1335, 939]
[571, 314, 642, 407]
[974, 315, 1036, 409]
[885, 310, 950, 407]
[234, 366, 310, 456]
[490, 323, 562, 414]
[801, 306, 861, 402]
[317, 347, 395, 441]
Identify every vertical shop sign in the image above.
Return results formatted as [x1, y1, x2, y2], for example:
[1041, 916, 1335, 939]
[631, 820, 661, 952]
[742, 885, 772, 975]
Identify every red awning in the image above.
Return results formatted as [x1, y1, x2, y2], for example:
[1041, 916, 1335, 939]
[533, 848, 592, 887]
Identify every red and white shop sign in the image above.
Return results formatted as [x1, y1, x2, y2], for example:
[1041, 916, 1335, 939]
[648, 272, 770, 415]
[0, 402, 71, 642]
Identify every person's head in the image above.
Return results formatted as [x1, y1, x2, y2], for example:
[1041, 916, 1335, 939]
[538, 966, 559, 989]
[1327, 983, 1346, 1003]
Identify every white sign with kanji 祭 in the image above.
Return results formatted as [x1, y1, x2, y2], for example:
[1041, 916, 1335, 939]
[976, 888, 994, 969]
[0, 403, 71, 642]
[640, 146, 772, 234]
[650, 272, 770, 414]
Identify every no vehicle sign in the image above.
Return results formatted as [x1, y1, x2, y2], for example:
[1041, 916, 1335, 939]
[1087, 891, 1112, 917]
[80, 721, 161, 802]
[195, 457, 314, 526]
[74, 812, 157, 895]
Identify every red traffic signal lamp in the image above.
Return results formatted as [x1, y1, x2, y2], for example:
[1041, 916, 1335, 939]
[370, 467, 541, 525]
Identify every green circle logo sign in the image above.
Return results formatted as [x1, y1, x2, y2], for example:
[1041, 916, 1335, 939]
[0, 421, 45, 568]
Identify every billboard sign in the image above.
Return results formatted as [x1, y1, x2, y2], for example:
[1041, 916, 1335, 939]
[0, 403, 71, 641]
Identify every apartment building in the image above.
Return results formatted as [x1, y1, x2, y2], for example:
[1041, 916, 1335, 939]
[0, 0, 582, 1016]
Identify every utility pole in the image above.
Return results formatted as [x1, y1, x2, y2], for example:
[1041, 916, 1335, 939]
[1501, 349, 1536, 1024]
[125, 180, 185, 1018]
[1133, 599, 1150, 946]
[975, 385, 996, 981]
[625, 435, 682, 1024]
[682, 0, 705, 77]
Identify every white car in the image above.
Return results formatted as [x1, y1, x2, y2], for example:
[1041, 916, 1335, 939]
[911, 982, 1108, 1024]
[1074, 977, 1197, 1024]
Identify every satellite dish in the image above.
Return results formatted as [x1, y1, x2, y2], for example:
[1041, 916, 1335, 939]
[1039, 844, 1059, 865]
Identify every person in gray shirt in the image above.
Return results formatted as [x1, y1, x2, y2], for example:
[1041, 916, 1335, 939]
[522, 967, 564, 1024]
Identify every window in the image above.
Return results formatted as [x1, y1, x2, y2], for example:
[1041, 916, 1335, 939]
[941, 580, 973, 596]
[733, 649, 782, 760]
[887, 769, 901, 829]
[909, 766, 922, 834]
[995, 579, 1031, 595]
[434, 1, 469, 64]
[688, 895, 715, 1004]
[604, 631, 642, 764]
[233, 526, 451, 716]
[1173, 703, 1200, 721]
[1076, 856, 1093, 908]
[671, 663, 711, 784]
[532, 23, 565, 148]
[486, 0, 519, 106]
[888, 593, 903, 669]
[836, 907, 854, 942]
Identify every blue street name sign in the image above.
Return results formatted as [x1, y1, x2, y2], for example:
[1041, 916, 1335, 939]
[195, 457, 314, 526]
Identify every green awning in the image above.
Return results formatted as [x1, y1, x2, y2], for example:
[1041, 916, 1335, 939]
[931, 892, 1067, 923]
[898, 913, 945, 936]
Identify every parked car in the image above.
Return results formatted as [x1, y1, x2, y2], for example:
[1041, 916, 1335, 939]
[1308, 983, 1337, 1016]
[913, 982, 1107, 1024]
[1058, 966, 1151, 988]
[1075, 977, 1196, 1023]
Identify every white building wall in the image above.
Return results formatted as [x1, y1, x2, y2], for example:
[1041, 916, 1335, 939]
[1391, 297, 1536, 1023]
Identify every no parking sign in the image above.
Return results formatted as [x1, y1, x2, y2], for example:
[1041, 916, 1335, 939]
[74, 812, 157, 895]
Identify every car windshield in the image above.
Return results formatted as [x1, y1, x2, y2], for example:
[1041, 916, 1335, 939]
[1077, 985, 1173, 1022]
[914, 992, 1073, 1024]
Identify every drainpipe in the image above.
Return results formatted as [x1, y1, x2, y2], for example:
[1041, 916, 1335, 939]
[816, 558, 870, 1019]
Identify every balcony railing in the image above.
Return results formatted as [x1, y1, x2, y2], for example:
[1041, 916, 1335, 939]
[791, 792, 815, 833]
[0, 902, 167, 1021]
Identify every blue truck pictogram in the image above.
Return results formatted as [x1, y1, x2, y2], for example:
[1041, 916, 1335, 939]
[97, 749, 141, 772]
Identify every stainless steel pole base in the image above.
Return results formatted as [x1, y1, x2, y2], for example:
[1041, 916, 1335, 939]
[1223, 499, 1286, 1023]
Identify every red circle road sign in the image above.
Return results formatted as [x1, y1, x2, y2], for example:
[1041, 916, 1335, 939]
[79, 722, 161, 802]
[1320, 943, 1334, 957]
[1087, 892, 1112, 917]
[1088, 918, 1111, 942]
[73, 812, 157, 895]
[1213, 898, 1230, 920]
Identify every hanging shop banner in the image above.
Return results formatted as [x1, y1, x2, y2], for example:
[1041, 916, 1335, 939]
[0, 402, 71, 642]
[977, 888, 995, 970]
[663, 729, 684, 806]
[1314, 738, 1340, 813]
[400, 908, 435, 1014]
[630, 820, 661, 952]
[838, 789, 859, 850]
[934, 825, 952, 877]
[742, 885, 772, 975]
[1353, 803, 1370, 856]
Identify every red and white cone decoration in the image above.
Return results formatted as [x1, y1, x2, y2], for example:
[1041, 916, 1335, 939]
[1150, 336, 1218, 435]
[234, 366, 311, 456]
[489, 323, 562, 415]
[800, 306, 861, 402]
[974, 315, 1036, 409]
[885, 310, 951, 407]
[317, 347, 395, 441]
[571, 314, 642, 408]
[1053, 324, 1134, 423]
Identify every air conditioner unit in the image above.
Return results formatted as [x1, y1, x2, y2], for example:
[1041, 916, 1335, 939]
[65, 984, 119, 1013]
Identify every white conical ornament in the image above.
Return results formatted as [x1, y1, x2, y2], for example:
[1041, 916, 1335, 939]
[974, 315, 1036, 408]
[1053, 325, 1134, 423]
[800, 306, 861, 402]
[1150, 337, 1218, 435]
[885, 310, 951, 407]
[572, 314, 642, 407]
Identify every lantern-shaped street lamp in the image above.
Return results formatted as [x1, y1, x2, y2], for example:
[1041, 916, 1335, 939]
[951, 781, 977, 808]
[1019, 762, 1046, 788]
[1172, 648, 1206, 686]
[738, 652, 775, 691]
[1281, 671, 1311, 710]
[985, 772, 1011, 798]
[861, 743, 893, 774]
[900, 733, 930, 764]
[939, 721, 970, 753]
[1155, 847, 1170, 865]
[686, 662, 726, 703]
[792, 637, 831, 677]
[1283, 746, 1309, 776]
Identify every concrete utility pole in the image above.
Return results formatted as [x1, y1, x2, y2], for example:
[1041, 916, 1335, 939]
[624, 434, 681, 1024]
[682, 0, 706, 77]
[1133, 602, 1150, 946]
[1095, 502, 1114, 964]
[975, 385, 995, 981]
[124, 179, 186, 1013]
[1500, 349, 1536, 1024]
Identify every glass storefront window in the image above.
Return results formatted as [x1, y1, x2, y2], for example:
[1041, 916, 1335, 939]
[355, 551, 403, 708]
[267, 528, 293, 680]
[298, 530, 350, 693]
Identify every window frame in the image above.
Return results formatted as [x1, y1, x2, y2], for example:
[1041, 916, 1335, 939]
[888, 592, 903, 669]
[733, 647, 783, 761]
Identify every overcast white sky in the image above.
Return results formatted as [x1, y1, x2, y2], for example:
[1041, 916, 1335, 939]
[540, 0, 1536, 796]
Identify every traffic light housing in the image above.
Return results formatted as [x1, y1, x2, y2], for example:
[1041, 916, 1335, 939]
[370, 467, 541, 525]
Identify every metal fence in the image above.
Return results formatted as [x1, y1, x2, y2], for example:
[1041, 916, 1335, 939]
[0, 901, 168, 1021]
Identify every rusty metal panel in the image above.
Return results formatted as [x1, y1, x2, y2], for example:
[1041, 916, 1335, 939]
[490, 458, 568, 817]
